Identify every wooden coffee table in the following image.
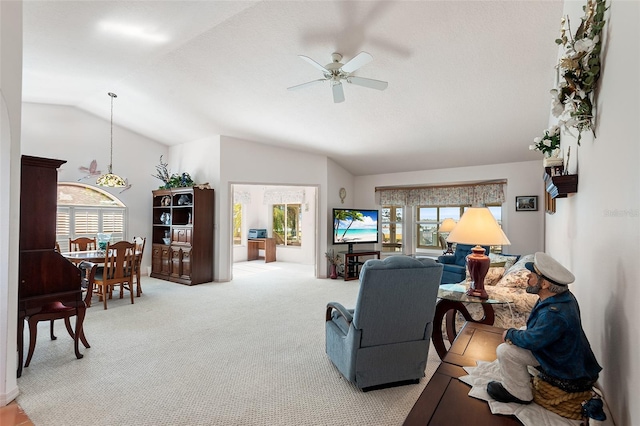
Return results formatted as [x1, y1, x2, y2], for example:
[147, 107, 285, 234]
[404, 322, 521, 425]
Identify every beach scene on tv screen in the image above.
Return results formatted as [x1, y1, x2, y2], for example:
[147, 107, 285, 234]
[334, 210, 378, 243]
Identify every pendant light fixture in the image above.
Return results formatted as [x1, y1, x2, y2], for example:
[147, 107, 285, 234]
[96, 92, 126, 187]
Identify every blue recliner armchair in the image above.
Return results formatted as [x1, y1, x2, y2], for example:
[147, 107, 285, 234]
[325, 256, 443, 390]
[437, 243, 490, 284]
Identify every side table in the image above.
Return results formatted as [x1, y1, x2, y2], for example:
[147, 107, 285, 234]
[404, 322, 519, 426]
[432, 283, 508, 360]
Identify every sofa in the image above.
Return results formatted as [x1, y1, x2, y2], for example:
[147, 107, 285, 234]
[461, 253, 538, 329]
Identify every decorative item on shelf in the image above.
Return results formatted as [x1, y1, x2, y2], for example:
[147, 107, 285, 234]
[530, 125, 563, 167]
[188, 212, 192, 224]
[438, 218, 457, 255]
[177, 194, 191, 205]
[163, 237, 171, 245]
[161, 195, 171, 206]
[97, 233, 111, 251]
[550, 0, 608, 144]
[152, 155, 195, 189]
[446, 207, 511, 299]
[160, 212, 171, 225]
[96, 92, 126, 187]
[325, 249, 342, 279]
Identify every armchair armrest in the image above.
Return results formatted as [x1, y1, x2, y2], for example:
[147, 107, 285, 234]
[326, 302, 353, 324]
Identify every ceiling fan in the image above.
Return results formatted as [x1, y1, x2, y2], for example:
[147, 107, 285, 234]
[287, 51, 388, 103]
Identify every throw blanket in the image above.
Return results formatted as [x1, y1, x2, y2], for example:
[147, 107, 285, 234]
[459, 360, 613, 426]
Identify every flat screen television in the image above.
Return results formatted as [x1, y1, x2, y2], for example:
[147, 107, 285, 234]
[332, 208, 379, 253]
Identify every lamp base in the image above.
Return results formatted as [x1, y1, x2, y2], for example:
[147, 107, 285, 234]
[466, 245, 490, 299]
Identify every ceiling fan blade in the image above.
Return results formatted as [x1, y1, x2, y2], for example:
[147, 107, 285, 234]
[347, 76, 388, 91]
[332, 82, 345, 103]
[287, 79, 327, 91]
[341, 51, 373, 73]
[299, 55, 329, 73]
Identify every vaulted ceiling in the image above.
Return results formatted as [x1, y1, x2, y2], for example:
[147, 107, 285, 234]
[22, 1, 563, 176]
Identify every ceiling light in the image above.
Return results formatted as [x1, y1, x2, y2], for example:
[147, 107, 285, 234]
[98, 21, 168, 44]
[97, 92, 126, 188]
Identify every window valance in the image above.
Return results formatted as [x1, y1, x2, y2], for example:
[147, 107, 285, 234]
[375, 181, 506, 207]
[233, 190, 252, 205]
[263, 189, 305, 204]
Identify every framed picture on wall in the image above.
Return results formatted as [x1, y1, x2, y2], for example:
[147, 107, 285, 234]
[515, 196, 538, 211]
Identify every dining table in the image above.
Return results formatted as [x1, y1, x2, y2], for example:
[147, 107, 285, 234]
[61, 250, 143, 297]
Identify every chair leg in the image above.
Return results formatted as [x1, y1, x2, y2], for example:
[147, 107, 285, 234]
[136, 269, 142, 296]
[63, 317, 75, 338]
[50, 319, 58, 340]
[129, 281, 135, 304]
[74, 307, 87, 357]
[24, 317, 39, 368]
[73, 306, 85, 359]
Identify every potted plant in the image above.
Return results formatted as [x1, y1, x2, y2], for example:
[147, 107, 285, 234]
[325, 249, 342, 279]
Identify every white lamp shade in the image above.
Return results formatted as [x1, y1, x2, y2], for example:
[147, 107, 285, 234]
[446, 207, 511, 246]
[439, 218, 457, 233]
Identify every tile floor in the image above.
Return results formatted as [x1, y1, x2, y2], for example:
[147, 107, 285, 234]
[0, 402, 34, 426]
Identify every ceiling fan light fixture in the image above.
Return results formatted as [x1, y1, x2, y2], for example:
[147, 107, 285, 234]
[97, 92, 125, 188]
[287, 51, 387, 103]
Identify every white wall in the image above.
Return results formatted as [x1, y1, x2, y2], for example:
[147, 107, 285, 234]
[20, 103, 168, 274]
[545, 1, 639, 424]
[0, 0, 22, 406]
[354, 160, 545, 256]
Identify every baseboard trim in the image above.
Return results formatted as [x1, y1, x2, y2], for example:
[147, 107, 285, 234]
[0, 385, 20, 406]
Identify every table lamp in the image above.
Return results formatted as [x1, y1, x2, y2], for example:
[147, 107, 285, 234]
[439, 218, 457, 255]
[446, 207, 510, 299]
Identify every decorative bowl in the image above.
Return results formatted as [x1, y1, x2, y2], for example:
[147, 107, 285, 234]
[163, 237, 171, 245]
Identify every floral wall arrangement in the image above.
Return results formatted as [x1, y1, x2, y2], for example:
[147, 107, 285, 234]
[549, 0, 608, 144]
[529, 0, 608, 165]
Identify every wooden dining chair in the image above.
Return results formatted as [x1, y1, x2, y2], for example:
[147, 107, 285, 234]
[69, 236, 97, 252]
[23, 261, 97, 368]
[94, 241, 136, 309]
[132, 236, 146, 297]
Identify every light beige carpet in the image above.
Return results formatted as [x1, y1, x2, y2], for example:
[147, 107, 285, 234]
[16, 262, 441, 425]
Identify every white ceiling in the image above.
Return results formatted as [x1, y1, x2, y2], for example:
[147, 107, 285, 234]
[22, 0, 563, 176]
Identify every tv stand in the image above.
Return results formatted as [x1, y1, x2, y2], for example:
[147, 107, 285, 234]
[341, 250, 380, 281]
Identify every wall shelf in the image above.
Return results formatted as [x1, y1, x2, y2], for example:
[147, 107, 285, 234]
[544, 167, 578, 198]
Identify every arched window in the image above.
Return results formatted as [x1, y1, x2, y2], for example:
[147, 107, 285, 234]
[56, 182, 127, 252]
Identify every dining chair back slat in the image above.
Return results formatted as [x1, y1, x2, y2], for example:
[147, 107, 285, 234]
[69, 237, 97, 252]
[94, 241, 136, 309]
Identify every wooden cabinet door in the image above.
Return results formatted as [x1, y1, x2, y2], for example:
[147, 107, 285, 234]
[170, 246, 182, 278]
[172, 227, 192, 245]
[180, 248, 192, 280]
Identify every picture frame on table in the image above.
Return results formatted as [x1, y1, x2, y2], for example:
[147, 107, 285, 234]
[515, 195, 538, 212]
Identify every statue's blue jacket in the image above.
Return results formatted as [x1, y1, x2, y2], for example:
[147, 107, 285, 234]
[506, 291, 602, 382]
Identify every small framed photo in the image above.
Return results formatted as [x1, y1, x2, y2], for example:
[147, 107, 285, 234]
[516, 196, 538, 212]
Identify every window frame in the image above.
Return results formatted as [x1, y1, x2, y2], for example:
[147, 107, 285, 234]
[272, 203, 302, 247]
[414, 204, 504, 251]
[381, 206, 403, 253]
[56, 183, 127, 252]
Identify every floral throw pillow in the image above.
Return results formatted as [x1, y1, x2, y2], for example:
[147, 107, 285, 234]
[466, 266, 505, 286]
[489, 253, 519, 271]
[495, 254, 534, 288]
